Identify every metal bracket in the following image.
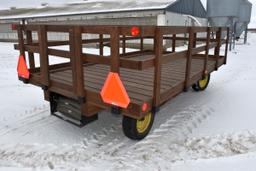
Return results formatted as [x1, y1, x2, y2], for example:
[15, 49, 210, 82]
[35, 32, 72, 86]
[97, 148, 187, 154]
[49, 93, 57, 114]
[41, 85, 48, 91]
[111, 106, 121, 115]
[78, 96, 86, 104]
[152, 106, 160, 114]
[18, 76, 29, 84]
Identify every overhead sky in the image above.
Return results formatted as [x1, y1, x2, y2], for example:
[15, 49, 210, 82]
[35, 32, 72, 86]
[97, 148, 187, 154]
[0, 0, 255, 27]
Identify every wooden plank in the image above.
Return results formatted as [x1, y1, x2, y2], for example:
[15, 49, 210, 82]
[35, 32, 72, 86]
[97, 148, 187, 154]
[91, 64, 184, 84]
[160, 82, 184, 104]
[172, 34, 176, 52]
[83, 54, 110, 65]
[38, 25, 50, 87]
[184, 28, 194, 91]
[110, 27, 120, 73]
[17, 25, 25, 57]
[161, 51, 187, 65]
[140, 37, 144, 51]
[193, 27, 207, 33]
[91, 63, 186, 85]
[209, 42, 218, 49]
[224, 27, 230, 64]
[193, 32, 197, 48]
[22, 25, 39, 31]
[160, 26, 189, 35]
[122, 35, 126, 54]
[120, 50, 152, 58]
[214, 28, 222, 70]
[48, 48, 70, 58]
[51, 73, 149, 103]
[69, 26, 85, 99]
[153, 28, 163, 107]
[25, 30, 35, 70]
[82, 26, 113, 34]
[99, 34, 104, 56]
[204, 27, 211, 75]
[192, 45, 207, 55]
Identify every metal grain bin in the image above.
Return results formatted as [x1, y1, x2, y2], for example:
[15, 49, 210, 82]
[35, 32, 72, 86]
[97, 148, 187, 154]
[238, 0, 252, 23]
[235, 0, 252, 37]
[207, 0, 241, 26]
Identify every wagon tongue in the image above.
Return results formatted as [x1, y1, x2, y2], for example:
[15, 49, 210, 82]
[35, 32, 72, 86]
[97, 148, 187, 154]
[17, 55, 30, 81]
[100, 72, 130, 109]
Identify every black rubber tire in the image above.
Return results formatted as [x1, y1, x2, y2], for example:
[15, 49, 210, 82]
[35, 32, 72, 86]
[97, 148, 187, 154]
[192, 74, 211, 91]
[122, 112, 155, 140]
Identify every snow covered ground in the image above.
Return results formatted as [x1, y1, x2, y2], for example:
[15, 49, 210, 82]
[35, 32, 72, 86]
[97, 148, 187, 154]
[0, 33, 256, 170]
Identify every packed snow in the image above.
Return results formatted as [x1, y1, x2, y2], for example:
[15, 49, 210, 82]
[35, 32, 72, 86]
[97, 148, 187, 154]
[0, 33, 256, 170]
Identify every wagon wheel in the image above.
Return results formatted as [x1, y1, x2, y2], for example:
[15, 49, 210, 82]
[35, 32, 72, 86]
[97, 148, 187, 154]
[122, 112, 155, 140]
[192, 74, 211, 91]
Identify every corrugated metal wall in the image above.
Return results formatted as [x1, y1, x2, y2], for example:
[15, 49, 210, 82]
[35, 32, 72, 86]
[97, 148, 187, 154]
[166, 0, 207, 18]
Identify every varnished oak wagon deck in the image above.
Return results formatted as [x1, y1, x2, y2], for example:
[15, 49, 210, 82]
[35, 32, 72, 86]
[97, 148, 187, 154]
[49, 57, 218, 105]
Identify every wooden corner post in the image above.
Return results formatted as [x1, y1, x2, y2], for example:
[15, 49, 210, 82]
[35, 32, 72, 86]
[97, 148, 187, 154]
[69, 26, 85, 103]
[17, 25, 25, 57]
[184, 27, 195, 91]
[153, 28, 163, 112]
[38, 25, 50, 90]
[25, 30, 35, 70]
[224, 27, 230, 64]
[215, 27, 222, 70]
[203, 27, 211, 77]
[110, 27, 120, 73]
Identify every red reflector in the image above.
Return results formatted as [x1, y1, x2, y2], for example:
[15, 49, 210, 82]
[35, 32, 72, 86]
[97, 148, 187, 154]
[100, 72, 130, 108]
[17, 55, 30, 79]
[11, 24, 17, 30]
[142, 102, 148, 112]
[131, 26, 140, 37]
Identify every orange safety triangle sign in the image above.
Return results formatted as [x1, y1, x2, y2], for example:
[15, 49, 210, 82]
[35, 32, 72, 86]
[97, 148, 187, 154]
[17, 55, 30, 79]
[100, 72, 130, 109]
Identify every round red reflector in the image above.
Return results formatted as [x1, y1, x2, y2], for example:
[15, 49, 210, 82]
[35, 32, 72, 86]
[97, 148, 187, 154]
[131, 26, 140, 37]
[142, 102, 148, 112]
[11, 24, 17, 30]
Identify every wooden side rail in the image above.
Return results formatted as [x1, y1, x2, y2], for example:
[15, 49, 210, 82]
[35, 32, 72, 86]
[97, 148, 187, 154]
[14, 24, 229, 112]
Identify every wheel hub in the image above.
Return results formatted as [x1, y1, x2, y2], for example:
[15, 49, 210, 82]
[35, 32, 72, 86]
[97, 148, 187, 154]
[136, 113, 152, 134]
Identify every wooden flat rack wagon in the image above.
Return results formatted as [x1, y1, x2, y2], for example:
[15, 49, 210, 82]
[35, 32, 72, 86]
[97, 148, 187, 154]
[14, 24, 229, 140]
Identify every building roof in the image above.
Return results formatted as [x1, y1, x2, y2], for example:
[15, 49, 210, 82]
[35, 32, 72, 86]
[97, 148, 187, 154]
[0, 0, 207, 21]
[0, 0, 177, 20]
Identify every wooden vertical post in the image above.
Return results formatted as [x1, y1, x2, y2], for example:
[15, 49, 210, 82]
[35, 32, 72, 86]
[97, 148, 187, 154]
[69, 26, 85, 102]
[203, 27, 210, 77]
[99, 34, 104, 56]
[110, 27, 120, 73]
[172, 34, 176, 53]
[38, 25, 50, 89]
[214, 27, 222, 70]
[122, 35, 126, 54]
[26, 30, 35, 70]
[17, 25, 25, 57]
[193, 32, 197, 48]
[224, 27, 229, 64]
[184, 27, 195, 91]
[153, 28, 163, 110]
[140, 37, 144, 51]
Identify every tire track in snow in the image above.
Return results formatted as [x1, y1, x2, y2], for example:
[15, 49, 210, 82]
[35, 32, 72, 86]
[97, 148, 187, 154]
[1, 104, 256, 170]
[0, 105, 213, 169]
[0, 111, 123, 169]
[0, 122, 122, 169]
[0, 106, 50, 136]
[106, 105, 214, 170]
